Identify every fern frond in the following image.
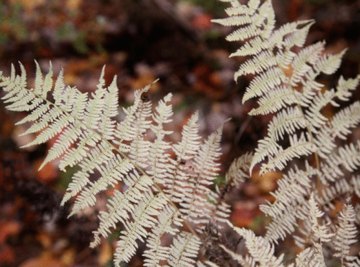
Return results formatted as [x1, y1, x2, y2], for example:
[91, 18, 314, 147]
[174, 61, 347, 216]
[91, 174, 153, 247]
[248, 87, 300, 116]
[143, 206, 181, 267]
[267, 107, 307, 141]
[180, 126, 223, 225]
[347, 254, 360, 267]
[333, 204, 358, 264]
[260, 134, 316, 174]
[264, 205, 298, 243]
[243, 67, 287, 102]
[148, 93, 173, 184]
[165, 112, 202, 203]
[227, 223, 285, 267]
[307, 194, 333, 243]
[168, 232, 201, 267]
[331, 101, 360, 140]
[295, 245, 326, 267]
[320, 141, 360, 184]
[1, 63, 215, 267]
[251, 136, 281, 171]
[225, 152, 252, 187]
[261, 164, 316, 242]
[216, 0, 360, 180]
[114, 192, 168, 264]
[71, 156, 134, 214]
[335, 75, 360, 101]
[317, 179, 353, 210]
[295, 194, 333, 249]
[197, 260, 221, 267]
[220, 245, 256, 267]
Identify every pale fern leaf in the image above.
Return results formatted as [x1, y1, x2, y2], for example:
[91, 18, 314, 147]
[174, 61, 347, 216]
[249, 87, 300, 116]
[352, 175, 360, 197]
[61, 140, 114, 204]
[295, 245, 326, 267]
[220, 245, 256, 267]
[320, 140, 360, 184]
[331, 101, 360, 140]
[168, 232, 201, 267]
[143, 206, 182, 267]
[318, 179, 353, 210]
[333, 204, 358, 263]
[251, 136, 281, 171]
[267, 107, 307, 141]
[260, 134, 316, 174]
[91, 174, 152, 247]
[181, 126, 222, 224]
[335, 75, 360, 101]
[114, 193, 167, 264]
[228, 222, 285, 267]
[148, 93, 173, 184]
[225, 152, 252, 187]
[261, 164, 316, 242]
[71, 157, 134, 214]
[243, 67, 287, 102]
[166, 112, 201, 202]
[308, 194, 334, 243]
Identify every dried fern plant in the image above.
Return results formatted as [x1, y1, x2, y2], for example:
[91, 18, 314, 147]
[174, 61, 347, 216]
[0, 61, 246, 266]
[214, 0, 360, 266]
[1, 0, 360, 266]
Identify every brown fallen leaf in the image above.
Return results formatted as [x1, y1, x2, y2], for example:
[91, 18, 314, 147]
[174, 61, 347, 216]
[0, 221, 21, 244]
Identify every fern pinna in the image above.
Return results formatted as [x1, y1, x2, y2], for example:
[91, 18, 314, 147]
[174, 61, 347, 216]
[0, 61, 240, 266]
[214, 0, 360, 266]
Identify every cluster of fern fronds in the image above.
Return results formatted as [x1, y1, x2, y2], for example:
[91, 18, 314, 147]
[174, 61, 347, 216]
[1, 0, 360, 266]
[213, 0, 360, 266]
[0, 61, 246, 266]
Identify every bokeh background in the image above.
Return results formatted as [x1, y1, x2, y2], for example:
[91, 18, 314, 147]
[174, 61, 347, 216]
[0, 0, 359, 266]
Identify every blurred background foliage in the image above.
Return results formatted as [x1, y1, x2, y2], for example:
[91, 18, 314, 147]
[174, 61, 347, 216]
[0, 0, 359, 266]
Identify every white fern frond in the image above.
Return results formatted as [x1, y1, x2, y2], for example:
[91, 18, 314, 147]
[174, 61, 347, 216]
[346, 254, 360, 267]
[335, 75, 360, 101]
[166, 112, 201, 202]
[243, 67, 287, 103]
[249, 87, 300, 116]
[168, 232, 201, 267]
[308, 194, 334, 243]
[331, 101, 360, 140]
[251, 136, 281, 171]
[295, 245, 326, 267]
[143, 206, 182, 267]
[114, 192, 168, 264]
[265, 205, 298, 243]
[228, 223, 285, 267]
[220, 245, 256, 267]
[329, 141, 360, 174]
[71, 156, 134, 214]
[260, 134, 316, 174]
[317, 179, 353, 210]
[333, 204, 358, 263]
[148, 93, 173, 184]
[91, 174, 153, 248]
[180, 126, 222, 224]
[261, 164, 313, 218]
[267, 107, 307, 141]
[225, 152, 252, 187]
[197, 260, 221, 267]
